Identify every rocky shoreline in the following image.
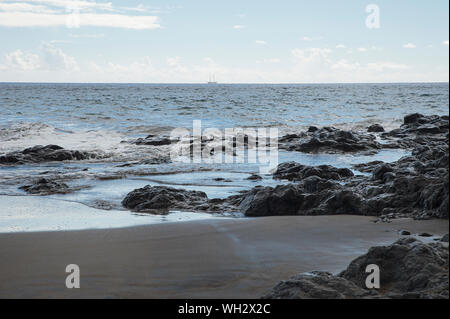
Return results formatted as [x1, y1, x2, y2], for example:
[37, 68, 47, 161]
[263, 237, 449, 299]
[119, 113, 448, 221]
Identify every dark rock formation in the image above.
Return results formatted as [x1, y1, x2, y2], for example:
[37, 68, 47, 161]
[133, 134, 173, 146]
[0, 145, 96, 165]
[122, 185, 209, 213]
[247, 174, 263, 181]
[239, 135, 448, 218]
[280, 127, 381, 154]
[19, 178, 71, 195]
[263, 238, 449, 299]
[367, 124, 385, 133]
[273, 162, 354, 181]
[381, 114, 449, 149]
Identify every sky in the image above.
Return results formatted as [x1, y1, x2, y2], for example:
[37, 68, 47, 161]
[0, 0, 448, 83]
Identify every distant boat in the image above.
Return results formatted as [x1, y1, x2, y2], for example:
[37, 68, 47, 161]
[207, 74, 218, 84]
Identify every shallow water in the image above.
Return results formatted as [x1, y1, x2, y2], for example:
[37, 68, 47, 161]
[0, 195, 224, 233]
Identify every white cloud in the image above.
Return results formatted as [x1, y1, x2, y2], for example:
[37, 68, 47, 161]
[0, 2, 57, 13]
[41, 42, 79, 70]
[17, 0, 114, 11]
[443, 40, 449, 46]
[358, 47, 367, 52]
[5, 50, 41, 70]
[0, 1, 161, 29]
[232, 25, 246, 29]
[255, 40, 267, 45]
[0, 12, 160, 29]
[403, 43, 417, 49]
[3, 43, 79, 71]
[336, 44, 346, 49]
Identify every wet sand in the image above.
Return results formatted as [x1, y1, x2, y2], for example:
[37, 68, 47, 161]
[0, 216, 447, 298]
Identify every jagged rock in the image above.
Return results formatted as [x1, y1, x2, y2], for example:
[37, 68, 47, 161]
[340, 238, 449, 298]
[237, 180, 364, 217]
[419, 232, 433, 237]
[273, 162, 354, 181]
[381, 114, 449, 149]
[280, 127, 381, 154]
[122, 185, 208, 213]
[133, 135, 173, 146]
[0, 145, 96, 165]
[19, 178, 71, 195]
[399, 230, 411, 236]
[263, 238, 449, 299]
[247, 174, 262, 181]
[441, 234, 449, 242]
[368, 124, 385, 133]
[262, 271, 375, 299]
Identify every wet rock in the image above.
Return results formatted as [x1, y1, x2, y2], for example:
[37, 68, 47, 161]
[238, 184, 305, 217]
[372, 163, 393, 181]
[368, 124, 385, 133]
[399, 230, 411, 236]
[264, 238, 449, 299]
[419, 232, 433, 237]
[280, 127, 381, 154]
[381, 113, 449, 149]
[247, 174, 262, 181]
[122, 185, 209, 213]
[237, 179, 364, 217]
[307, 126, 318, 132]
[273, 162, 354, 181]
[19, 178, 71, 195]
[262, 271, 374, 299]
[441, 234, 449, 242]
[133, 135, 173, 146]
[0, 145, 96, 165]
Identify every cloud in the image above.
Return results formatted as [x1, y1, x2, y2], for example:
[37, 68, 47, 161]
[0, 12, 160, 29]
[336, 44, 346, 49]
[0, 2, 57, 13]
[0, 1, 161, 29]
[41, 42, 79, 70]
[5, 50, 41, 70]
[255, 40, 267, 45]
[3, 42, 79, 71]
[16, 0, 114, 11]
[443, 40, 449, 46]
[232, 25, 246, 29]
[403, 43, 417, 49]
[358, 47, 367, 52]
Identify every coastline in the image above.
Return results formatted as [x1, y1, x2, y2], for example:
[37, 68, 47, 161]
[0, 215, 447, 298]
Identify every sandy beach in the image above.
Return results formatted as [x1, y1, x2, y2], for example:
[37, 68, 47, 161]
[0, 216, 447, 298]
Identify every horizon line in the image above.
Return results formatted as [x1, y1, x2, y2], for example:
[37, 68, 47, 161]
[0, 81, 449, 85]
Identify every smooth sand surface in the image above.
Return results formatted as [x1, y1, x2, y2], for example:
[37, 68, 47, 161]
[0, 216, 448, 298]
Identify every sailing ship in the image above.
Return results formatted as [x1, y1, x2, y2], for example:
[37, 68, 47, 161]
[207, 74, 218, 84]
